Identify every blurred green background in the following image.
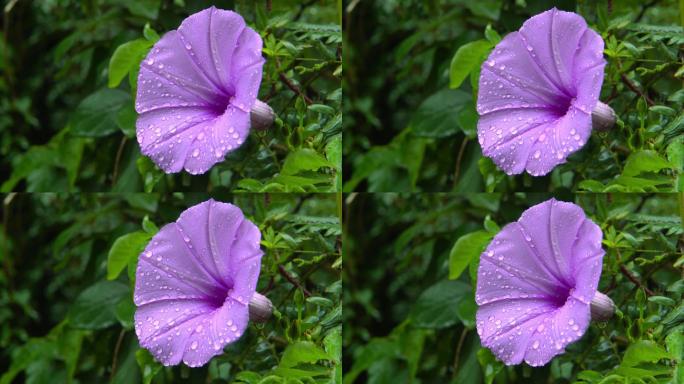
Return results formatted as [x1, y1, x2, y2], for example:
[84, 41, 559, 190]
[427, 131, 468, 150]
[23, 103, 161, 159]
[343, 0, 684, 192]
[0, 193, 341, 382]
[1, 0, 341, 192]
[343, 193, 683, 383]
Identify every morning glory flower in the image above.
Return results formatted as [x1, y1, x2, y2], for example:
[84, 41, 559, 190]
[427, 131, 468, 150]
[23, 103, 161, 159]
[475, 198, 614, 366]
[134, 199, 272, 367]
[477, 8, 615, 176]
[135, 7, 274, 175]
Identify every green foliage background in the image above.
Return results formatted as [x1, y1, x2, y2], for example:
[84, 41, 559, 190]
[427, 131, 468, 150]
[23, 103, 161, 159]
[343, 193, 684, 383]
[0, 193, 341, 383]
[343, 0, 684, 192]
[1, 0, 341, 192]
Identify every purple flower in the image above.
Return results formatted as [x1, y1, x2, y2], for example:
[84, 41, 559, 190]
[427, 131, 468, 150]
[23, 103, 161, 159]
[135, 7, 266, 175]
[134, 199, 268, 367]
[477, 8, 608, 176]
[475, 198, 613, 366]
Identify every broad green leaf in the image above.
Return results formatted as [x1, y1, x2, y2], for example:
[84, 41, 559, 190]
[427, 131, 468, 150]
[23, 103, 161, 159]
[281, 148, 335, 176]
[449, 230, 492, 280]
[666, 332, 684, 362]
[143, 23, 160, 42]
[666, 138, 684, 170]
[136, 349, 162, 384]
[141, 215, 159, 235]
[279, 341, 331, 368]
[484, 24, 501, 44]
[410, 89, 471, 138]
[622, 150, 672, 177]
[107, 231, 151, 280]
[477, 347, 504, 384]
[344, 339, 398, 384]
[449, 40, 492, 89]
[115, 298, 135, 330]
[410, 280, 470, 329]
[121, 0, 161, 19]
[621, 340, 672, 367]
[325, 134, 342, 172]
[108, 39, 152, 88]
[67, 281, 129, 329]
[70, 89, 131, 137]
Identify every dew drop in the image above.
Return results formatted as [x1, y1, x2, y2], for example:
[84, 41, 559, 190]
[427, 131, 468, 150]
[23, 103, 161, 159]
[532, 340, 540, 349]
[190, 341, 198, 350]
[192, 149, 200, 158]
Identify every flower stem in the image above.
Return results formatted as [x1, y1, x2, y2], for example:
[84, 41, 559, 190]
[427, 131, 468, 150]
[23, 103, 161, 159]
[590, 291, 615, 322]
[591, 101, 616, 131]
[250, 100, 275, 131]
[248, 292, 273, 323]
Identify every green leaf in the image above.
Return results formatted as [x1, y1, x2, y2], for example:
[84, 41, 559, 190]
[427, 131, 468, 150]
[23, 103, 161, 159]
[484, 24, 501, 44]
[666, 332, 684, 362]
[410, 280, 470, 329]
[325, 134, 342, 172]
[108, 39, 152, 88]
[143, 23, 160, 42]
[449, 40, 492, 89]
[70, 89, 131, 137]
[622, 150, 673, 177]
[666, 138, 684, 171]
[107, 231, 151, 280]
[648, 295, 676, 307]
[449, 230, 492, 280]
[141, 215, 159, 235]
[477, 347, 504, 384]
[275, 341, 333, 378]
[281, 148, 335, 176]
[621, 340, 672, 368]
[67, 281, 129, 329]
[121, 0, 161, 19]
[115, 298, 135, 329]
[464, 0, 502, 20]
[135, 349, 162, 384]
[410, 89, 471, 138]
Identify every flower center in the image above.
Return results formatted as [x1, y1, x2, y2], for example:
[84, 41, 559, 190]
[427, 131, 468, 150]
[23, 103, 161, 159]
[210, 86, 236, 116]
[206, 279, 234, 308]
[549, 95, 573, 118]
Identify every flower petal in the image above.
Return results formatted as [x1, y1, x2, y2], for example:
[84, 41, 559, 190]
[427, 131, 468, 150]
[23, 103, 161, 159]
[134, 199, 264, 367]
[135, 7, 265, 175]
[518, 8, 589, 93]
[476, 199, 605, 366]
[176, 7, 245, 93]
[182, 298, 249, 367]
[134, 223, 227, 306]
[137, 31, 223, 113]
[135, 300, 214, 366]
[523, 297, 590, 366]
[182, 106, 250, 175]
[477, 8, 606, 176]
[230, 27, 265, 112]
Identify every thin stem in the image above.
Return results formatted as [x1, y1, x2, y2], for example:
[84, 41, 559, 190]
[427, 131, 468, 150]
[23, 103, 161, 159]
[615, 248, 655, 296]
[619, 264, 655, 296]
[452, 138, 469, 190]
[278, 73, 313, 105]
[112, 136, 127, 186]
[620, 73, 654, 106]
[278, 265, 311, 297]
[451, 328, 468, 379]
[110, 329, 126, 381]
